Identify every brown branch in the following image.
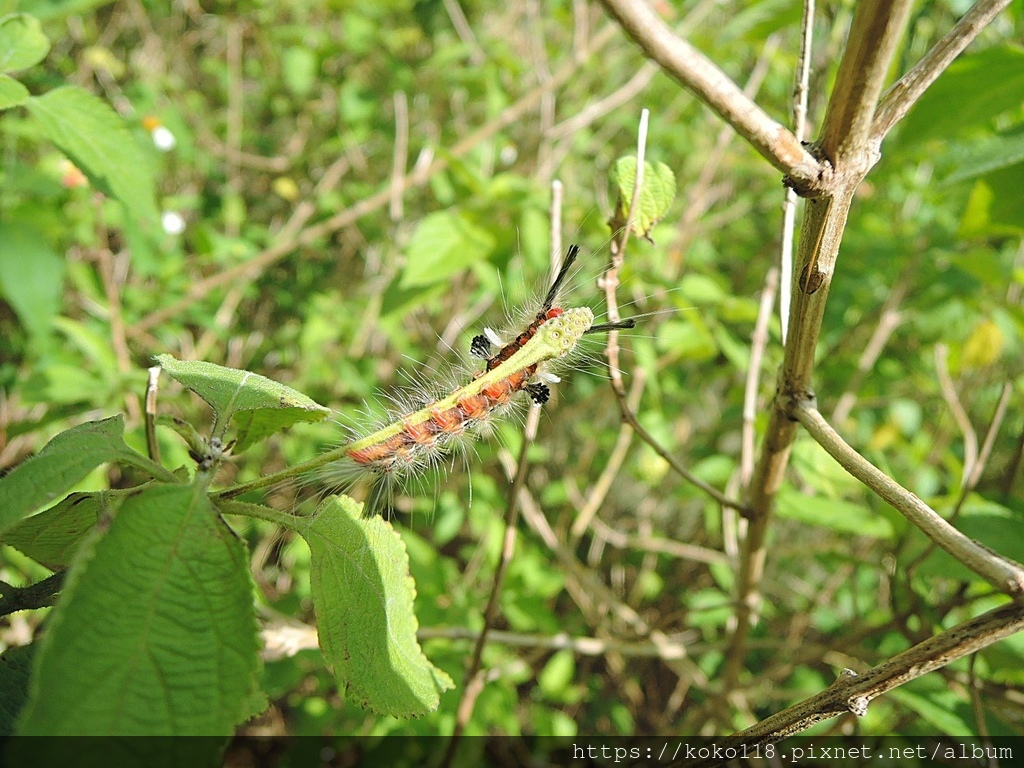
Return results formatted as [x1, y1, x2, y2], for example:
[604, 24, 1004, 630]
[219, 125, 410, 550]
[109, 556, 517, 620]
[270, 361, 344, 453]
[725, 0, 917, 688]
[677, 600, 1024, 766]
[795, 398, 1024, 598]
[597, 0, 826, 193]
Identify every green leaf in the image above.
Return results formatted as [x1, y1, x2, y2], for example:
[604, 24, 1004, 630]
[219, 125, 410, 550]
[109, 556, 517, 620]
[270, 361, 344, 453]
[0, 222, 64, 338]
[901, 47, 1024, 144]
[300, 495, 454, 717]
[888, 684, 975, 736]
[0, 644, 34, 737]
[25, 86, 158, 225]
[155, 354, 330, 452]
[400, 210, 496, 288]
[942, 133, 1024, 186]
[0, 416, 175, 536]
[17, 484, 261, 735]
[613, 156, 677, 239]
[3, 491, 120, 569]
[776, 487, 895, 538]
[0, 73, 29, 109]
[0, 14, 50, 72]
[958, 164, 1024, 237]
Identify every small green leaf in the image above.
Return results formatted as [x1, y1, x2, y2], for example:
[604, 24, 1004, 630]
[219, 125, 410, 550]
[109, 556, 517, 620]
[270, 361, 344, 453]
[613, 156, 677, 239]
[400, 210, 496, 288]
[0, 73, 29, 109]
[0, 416, 175, 536]
[3, 491, 120, 569]
[300, 495, 454, 717]
[0, 222, 64, 338]
[155, 354, 330, 451]
[958, 164, 1024, 238]
[25, 86, 158, 225]
[17, 484, 261, 736]
[0, 14, 50, 73]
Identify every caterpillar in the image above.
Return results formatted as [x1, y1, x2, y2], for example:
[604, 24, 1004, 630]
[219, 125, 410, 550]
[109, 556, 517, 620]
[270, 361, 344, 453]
[215, 244, 642, 515]
[325, 244, 635, 516]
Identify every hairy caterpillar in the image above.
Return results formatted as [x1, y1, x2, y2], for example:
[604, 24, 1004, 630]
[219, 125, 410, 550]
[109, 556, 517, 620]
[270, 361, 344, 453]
[320, 244, 635, 516]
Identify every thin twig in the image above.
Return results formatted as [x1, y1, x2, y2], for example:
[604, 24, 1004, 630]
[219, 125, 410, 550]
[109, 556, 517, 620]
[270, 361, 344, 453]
[0, 572, 66, 617]
[934, 344, 979, 487]
[779, 0, 815, 342]
[390, 90, 408, 221]
[144, 366, 161, 462]
[794, 398, 1024, 598]
[571, 370, 644, 540]
[831, 279, 907, 425]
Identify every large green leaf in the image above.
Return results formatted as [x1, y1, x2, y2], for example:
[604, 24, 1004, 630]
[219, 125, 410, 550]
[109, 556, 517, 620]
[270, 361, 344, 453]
[17, 483, 261, 735]
[301, 495, 453, 717]
[155, 354, 331, 452]
[0, 644, 35, 737]
[0, 13, 50, 72]
[901, 46, 1024, 143]
[400, 210, 496, 288]
[24, 86, 158, 225]
[0, 415, 175, 536]
[0, 222, 64, 338]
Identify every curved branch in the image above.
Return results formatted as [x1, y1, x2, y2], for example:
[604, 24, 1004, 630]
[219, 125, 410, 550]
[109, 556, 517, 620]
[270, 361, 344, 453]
[795, 398, 1024, 598]
[597, 0, 827, 193]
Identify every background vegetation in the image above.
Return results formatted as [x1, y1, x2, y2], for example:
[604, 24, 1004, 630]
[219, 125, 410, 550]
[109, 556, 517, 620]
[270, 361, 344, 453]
[1, 0, 1023, 750]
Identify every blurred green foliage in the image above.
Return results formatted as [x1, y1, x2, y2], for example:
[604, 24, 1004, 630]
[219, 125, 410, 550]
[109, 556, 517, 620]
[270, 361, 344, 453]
[1, 0, 1023, 743]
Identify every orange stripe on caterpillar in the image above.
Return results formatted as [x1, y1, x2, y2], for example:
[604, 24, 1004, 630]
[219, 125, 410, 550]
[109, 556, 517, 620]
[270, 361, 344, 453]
[340, 307, 594, 504]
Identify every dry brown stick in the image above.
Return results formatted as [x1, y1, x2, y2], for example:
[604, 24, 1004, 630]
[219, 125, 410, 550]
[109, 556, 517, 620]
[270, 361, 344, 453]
[571, 370, 645, 540]
[597, 0, 826, 192]
[675, 600, 1024, 766]
[935, 344, 980, 485]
